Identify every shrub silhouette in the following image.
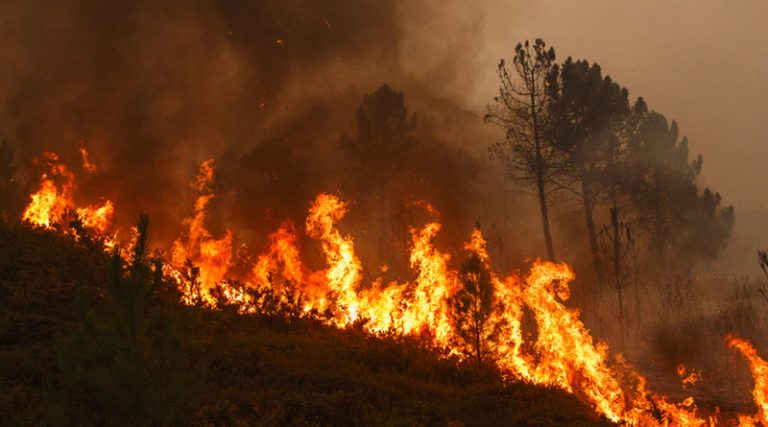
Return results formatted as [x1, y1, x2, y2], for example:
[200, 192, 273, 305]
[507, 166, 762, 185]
[50, 215, 203, 425]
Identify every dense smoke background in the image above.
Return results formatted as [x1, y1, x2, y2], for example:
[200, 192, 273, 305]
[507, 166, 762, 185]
[0, 0, 765, 275]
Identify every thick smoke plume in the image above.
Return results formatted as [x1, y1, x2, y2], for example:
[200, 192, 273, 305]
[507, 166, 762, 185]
[0, 0, 528, 265]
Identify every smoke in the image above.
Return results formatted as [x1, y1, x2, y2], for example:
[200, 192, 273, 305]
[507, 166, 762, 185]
[6, 0, 768, 404]
[6, 0, 762, 276]
[0, 1, 394, 233]
[0, 0, 542, 269]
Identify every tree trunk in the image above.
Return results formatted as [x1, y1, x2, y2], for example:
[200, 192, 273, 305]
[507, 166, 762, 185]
[610, 208, 625, 346]
[530, 91, 556, 262]
[581, 175, 604, 287]
[617, 284, 625, 347]
[378, 172, 386, 267]
[475, 317, 482, 369]
[536, 173, 556, 261]
[472, 298, 483, 369]
[476, 330, 482, 369]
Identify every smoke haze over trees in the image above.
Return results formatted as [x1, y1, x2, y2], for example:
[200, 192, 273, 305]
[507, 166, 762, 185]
[0, 0, 758, 277]
[3, 1, 768, 424]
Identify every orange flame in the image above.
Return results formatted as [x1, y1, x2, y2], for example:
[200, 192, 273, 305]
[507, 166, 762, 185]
[79, 141, 97, 173]
[22, 152, 75, 228]
[677, 364, 701, 387]
[251, 221, 305, 289]
[22, 152, 768, 426]
[400, 220, 457, 343]
[164, 189, 717, 424]
[76, 201, 115, 235]
[304, 193, 362, 325]
[22, 151, 115, 239]
[728, 335, 768, 426]
[170, 159, 234, 306]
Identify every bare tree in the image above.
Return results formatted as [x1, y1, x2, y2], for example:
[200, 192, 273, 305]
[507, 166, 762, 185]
[598, 207, 634, 347]
[486, 39, 561, 261]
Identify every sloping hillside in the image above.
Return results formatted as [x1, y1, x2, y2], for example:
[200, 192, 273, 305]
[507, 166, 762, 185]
[0, 223, 610, 426]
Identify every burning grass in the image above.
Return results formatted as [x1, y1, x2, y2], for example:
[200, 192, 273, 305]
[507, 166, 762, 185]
[9, 152, 768, 425]
[0, 223, 608, 425]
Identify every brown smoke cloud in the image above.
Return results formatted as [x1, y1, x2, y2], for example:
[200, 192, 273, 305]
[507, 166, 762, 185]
[0, 0, 539, 271]
[5, 1, 760, 274]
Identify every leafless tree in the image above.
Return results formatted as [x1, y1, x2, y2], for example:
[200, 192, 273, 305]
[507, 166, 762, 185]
[486, 39, 561, 261]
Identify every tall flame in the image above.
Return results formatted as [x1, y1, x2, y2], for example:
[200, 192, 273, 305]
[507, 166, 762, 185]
[251, 222, 306, 289]
[728, 336, 768, 426]
[170, 159, 233, 306]
[304, 194, 362, 325]
[20, 152, 768, 426]
[400, 220, 457, 343]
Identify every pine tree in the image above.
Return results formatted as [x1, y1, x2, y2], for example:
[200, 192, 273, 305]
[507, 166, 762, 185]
[341, 84, 416, 271]
[546, 58, 631, 286]
[51, 215, 202, 425]
[486, 39, 561, 261]
[449, 252, 504, 369]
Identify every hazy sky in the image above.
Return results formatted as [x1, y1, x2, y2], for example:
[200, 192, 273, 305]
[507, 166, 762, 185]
[404, 0, 768, 210]
[1, 1, 764, 270]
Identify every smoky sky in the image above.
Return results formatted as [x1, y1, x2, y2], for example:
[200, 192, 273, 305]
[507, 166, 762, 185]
[472, 1, 768, 209]
[0, 0, 535, 266]
[0, 0, 405, 240]
[0, 0, 764, 273]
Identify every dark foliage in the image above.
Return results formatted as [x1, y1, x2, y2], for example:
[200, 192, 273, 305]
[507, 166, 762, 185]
[0, 140, 22, 222]
[547, 58, 631, 285]
[625, 104, 734, 264]
[340, 84, 417, 277]
[49, 215, 203, 425]
[450, 251, 505, 369]
[0, 222, 609, 426]
[0, 223, 111, 425]
[491, 39, 734, 275]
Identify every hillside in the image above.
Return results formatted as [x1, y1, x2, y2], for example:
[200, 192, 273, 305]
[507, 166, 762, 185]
[0, 223, 610, 426]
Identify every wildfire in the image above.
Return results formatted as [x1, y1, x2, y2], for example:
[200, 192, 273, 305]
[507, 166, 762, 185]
[79, 141, 97, 173]
[251, 222, 306, 290]
[169, 159, 235, 307]
[22, 152, 75, 228]
[22, 151, 115, 239]
[677, 364, 702, 387]
[304, 193, 363, 325]
[76, 201, 115, 236]
[727, 336, 768, 426]
[19, 153, 768, 426]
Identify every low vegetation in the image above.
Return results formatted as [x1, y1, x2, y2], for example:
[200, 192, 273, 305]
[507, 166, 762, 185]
[0, 221, 609, 426]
